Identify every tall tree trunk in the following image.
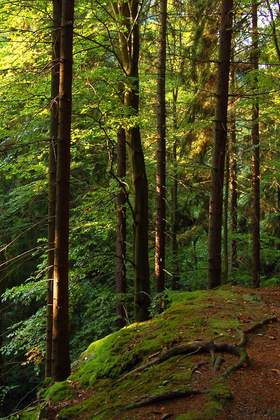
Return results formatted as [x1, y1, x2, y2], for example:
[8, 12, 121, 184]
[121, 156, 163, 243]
[113, 0, 150, 321]
[115, 126, 127, 327]
[223, 151, 229, 282]
[171, 88, 179, 290]
[155, 0, 167, 292]
[277, 187, 280, 250]
[208, 0, 233, 288]
[251, 0, 260, 288]
[52, 0, 74, 381]
[229, 67, 238, 273]
[46, 0, 61, 379]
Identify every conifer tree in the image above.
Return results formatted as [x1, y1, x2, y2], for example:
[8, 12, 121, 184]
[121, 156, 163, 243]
[52, 0, 74, 381]
[208, 0, 233, 288]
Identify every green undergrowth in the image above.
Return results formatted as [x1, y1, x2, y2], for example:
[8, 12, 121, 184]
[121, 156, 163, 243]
[19, 286, 268, 419]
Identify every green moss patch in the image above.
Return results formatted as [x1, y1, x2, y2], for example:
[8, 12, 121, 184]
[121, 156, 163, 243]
[45, 380, 73, 402]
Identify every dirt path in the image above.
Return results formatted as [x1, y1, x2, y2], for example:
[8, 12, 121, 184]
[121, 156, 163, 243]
[120, 288, 280, 420]
[218, 288, 280, 419]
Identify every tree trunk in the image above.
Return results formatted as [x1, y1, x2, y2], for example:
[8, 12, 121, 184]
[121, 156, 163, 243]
[155, 0, 167, 292]
[251, 0, 260, 288]
[46, 0, 61, 379]
[52, 0, 74, 381]
[223, 151, 229, 282]
[113, 0, 150, 321]
[229, 67, 238, 273]
[208, 0, 233, 288]
[115, 126, 127, 327]
[171, 88, 179, 290]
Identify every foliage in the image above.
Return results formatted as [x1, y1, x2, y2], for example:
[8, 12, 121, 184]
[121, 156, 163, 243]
[0, 0, 279, 415]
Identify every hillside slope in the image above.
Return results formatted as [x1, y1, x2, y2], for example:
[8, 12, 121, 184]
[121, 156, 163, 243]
[16, 287, 280, 419]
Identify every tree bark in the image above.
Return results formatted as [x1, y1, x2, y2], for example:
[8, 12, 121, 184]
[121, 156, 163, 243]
[251, 0, 260, 288]
[223, 151, 229, 282]
[229, 67, 238, 273]
[46, 0, 61, 379]
[114, 0, 150, 321]
[208, 0, 233, 288]
[115, 126, 127, 327]
[155, 0, 167, 292]
[52, 0, 74, 381]
[171, 88, 179, 290]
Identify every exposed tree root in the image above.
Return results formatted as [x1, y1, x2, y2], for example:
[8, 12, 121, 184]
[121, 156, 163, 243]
[126, 388, 203, 410]
[119, 315, 278, 382]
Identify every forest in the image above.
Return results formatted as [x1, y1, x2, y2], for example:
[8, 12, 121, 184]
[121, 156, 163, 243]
[0, 0, 280, 418]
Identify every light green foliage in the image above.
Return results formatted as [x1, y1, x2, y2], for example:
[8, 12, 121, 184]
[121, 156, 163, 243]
[0, 0, 279, 416]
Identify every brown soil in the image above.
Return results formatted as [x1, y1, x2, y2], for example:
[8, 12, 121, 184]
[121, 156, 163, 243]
[119, 287, 280, 420]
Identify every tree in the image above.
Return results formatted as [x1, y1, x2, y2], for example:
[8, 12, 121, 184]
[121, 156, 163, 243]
[208, 0, 233, 288]
[112, 0, 150, 321]
[115, 124, 127, 326]
[251, 0, 260, 287]
[52, 0, 74, 381]
[229, 65, 238, 273]
[155, 0, 167, 292]
[46, 0, 61, 379]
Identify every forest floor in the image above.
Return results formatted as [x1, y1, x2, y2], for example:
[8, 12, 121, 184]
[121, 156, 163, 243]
[115, 287, 280, 420]
[19, 286, 280, 420]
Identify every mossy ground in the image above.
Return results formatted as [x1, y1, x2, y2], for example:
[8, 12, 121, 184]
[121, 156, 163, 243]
[19, 286, 270, 419]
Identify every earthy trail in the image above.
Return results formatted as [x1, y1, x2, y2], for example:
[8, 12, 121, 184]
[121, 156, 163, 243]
[219, 288, 280, 420]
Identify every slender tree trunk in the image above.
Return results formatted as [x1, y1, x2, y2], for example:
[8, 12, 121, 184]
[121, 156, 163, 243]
[115, 126, 127, 327]
[229, 67, 238, 273]
[251, 0, 260, 288]
[114, 0, 150, 321]
[266, 0, 280, 61]
[46, 0, 61, 379]
[52, 0, 74, 381]
[171, 88, 179, 290]
[208, 0, 233, 288]
[155, 0, 167, 292]
[125, 87, 150, 321]
[223, 151, 229, 282]
[277, 187, 280, 250]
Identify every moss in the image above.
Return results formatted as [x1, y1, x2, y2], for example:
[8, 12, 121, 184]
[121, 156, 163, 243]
[176, 411, 203, 420]
[209, 318, 239, 332]
[175, 400, 223, 420]
[242, 293, 262, 303]
[42, 286, 272, 419]
[58, 398, 94, 419]
[208, 382, 233, 400]
[45, 380, 73, 402]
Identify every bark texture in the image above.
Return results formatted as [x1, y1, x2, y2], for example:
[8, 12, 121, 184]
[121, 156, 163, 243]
[52, 0, 74, 381]
[46, 0, 61, 379]
[155, 0, 167, 292]
[113, 0, 150, 321]
[170, 88, 179, 289]
[229, 67, 238, 272]
[208, 0, 233, 288]
[251, 0, 260, 288]
[115, 126, 127, 327]
[223, 151, 229, 282]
